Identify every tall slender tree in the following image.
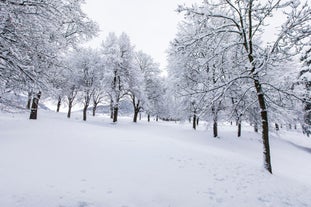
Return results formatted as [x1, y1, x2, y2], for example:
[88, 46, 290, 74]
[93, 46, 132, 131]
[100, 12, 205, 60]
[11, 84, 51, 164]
[173, 0, 311, 173]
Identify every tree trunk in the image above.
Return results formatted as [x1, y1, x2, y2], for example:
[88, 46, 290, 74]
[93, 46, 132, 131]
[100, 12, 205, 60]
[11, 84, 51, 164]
[110, 99, 114, 119]
[212, 106, 218, 138]
[113, 106, 118, 123]
[93, 102, 98, 116]
[275, 123, 279, 131]
[26, 92, 32, 109]
[83, 104, 88, 121]
[238, 121, 241, 137]
[133, 109, 139, 123]
[29, 91, 41, 120]
[156, 115, 158, 122]
[192, 114, 197, 130]
[56, 96, 61, 112]
[213, 120, 218, 138]
[197, 117, 199, 126]
[148, 114, 150, 122]
[254, 79, 272, 174]
[67, 100, 72, 118]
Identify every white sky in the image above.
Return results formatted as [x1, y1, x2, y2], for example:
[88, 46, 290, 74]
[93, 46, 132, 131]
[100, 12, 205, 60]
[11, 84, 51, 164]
[82, 0, 202, 71]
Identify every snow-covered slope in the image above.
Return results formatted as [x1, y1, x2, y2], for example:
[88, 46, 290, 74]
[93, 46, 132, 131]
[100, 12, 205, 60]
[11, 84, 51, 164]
[0, 111, 310, 207]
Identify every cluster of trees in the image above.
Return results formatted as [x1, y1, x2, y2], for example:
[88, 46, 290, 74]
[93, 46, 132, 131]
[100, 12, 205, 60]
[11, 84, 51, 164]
[167, 0, 311, 173]
[0, 0, 98, 117]
[54, 33, 166, 123]
[0, 1, 166, 122]
[1, 0, 310, 175]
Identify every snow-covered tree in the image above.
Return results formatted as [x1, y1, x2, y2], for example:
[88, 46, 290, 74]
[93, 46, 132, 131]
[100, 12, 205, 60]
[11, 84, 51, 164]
[101, 32, 136, 122]
[173, 0, 311, 173]
[134, 51, 163, 122]
[67, 48, 103, 121]
[0, 0, 98, 117]
[299, 47, 311, 136]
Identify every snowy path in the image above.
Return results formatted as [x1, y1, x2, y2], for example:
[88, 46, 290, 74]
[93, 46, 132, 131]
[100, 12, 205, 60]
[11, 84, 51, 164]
[0, 111, 310, 207]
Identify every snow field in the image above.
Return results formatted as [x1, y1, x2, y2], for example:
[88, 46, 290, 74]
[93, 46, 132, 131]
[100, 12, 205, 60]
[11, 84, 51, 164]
[0, 111, 310, 207]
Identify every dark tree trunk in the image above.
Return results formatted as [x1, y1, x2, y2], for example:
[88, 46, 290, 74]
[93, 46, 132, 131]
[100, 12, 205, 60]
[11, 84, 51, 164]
[56, 96, 61, 112]
[133, 109, 139, 123]
[212, 105, 218, 138]
[192, 114, 197, 130]
[29, 91, 41, 120]
[275, 123, 279, 131]
[92, 102, 98, 116]
[294, 124, 297, 130]
[238, 121, 241, 137]
[156, 115, 159, 122]
[26, 92, 32, 109]
[83, 104, 88, 121]
[289, 124, 292, 130]
[113, 106, 118, 123]
[110, 99, 114, 119]
[148, 114, 150, 122]
[197, 117, 199, 126]
[254, 79, 272, 174]
[213, 120, 218, 138]
[67, 100, 73, 118]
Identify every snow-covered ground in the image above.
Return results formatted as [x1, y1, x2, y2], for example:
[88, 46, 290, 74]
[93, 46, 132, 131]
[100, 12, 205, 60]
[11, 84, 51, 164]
[0, 110, 310, 207]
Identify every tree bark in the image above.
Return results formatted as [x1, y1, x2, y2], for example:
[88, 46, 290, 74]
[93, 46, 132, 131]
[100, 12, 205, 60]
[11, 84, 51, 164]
[244, 0, 272, 174]
[254, 79, 272, 174]
[92, 102, 98, 116]
[26, 92, 32, 109]
[192, 114, 197, 130]
[56, 96, 61, 112]
[83, 104, 88, 121]
[148, 114, 150, 122]
[29, 91, 41, 120]
[113, 106, 118, 123]
[67, 100, 73, 118]
[238, 121, 241, 137]
[110, 100, 114, 119]
[133, 109, 139, 123]
[275, 123, 279, 131]
[212, 106, 218, 138]
[156, 115, 158, 122]
[213, 120, 218, 138]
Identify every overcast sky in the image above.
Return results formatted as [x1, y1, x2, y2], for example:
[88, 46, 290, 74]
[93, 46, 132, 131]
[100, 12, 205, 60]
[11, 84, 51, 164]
[82, 0, 202, 70]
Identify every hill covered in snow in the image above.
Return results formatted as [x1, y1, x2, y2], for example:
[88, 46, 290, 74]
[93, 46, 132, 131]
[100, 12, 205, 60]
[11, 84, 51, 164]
[0, 111, 310, 207]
